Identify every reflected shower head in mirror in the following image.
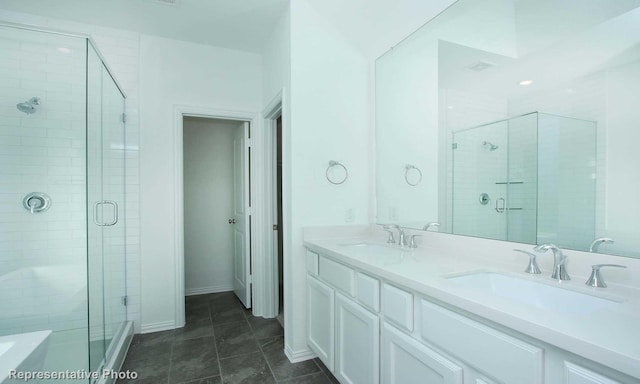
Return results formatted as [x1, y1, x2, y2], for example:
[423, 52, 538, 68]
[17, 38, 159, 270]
[483, 141, 498, 151]
[16, 97, 40, 114]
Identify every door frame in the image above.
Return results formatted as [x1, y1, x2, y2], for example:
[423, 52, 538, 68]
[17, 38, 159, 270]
[173, 105, 261, 327]
[261, 92, 284, 319]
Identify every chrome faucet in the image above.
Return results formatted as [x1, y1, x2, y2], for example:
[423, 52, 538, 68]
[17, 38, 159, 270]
[422, 222, 440, 231]
[589, 238, 614, 253]
[533, 244, 570, 281]
[383, 224, 407, 247]
[382, 225, 396, 244]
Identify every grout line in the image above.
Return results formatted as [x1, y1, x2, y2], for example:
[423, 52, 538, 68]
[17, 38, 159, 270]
[258, 340, 279, 383]
[209, 299, 225, 384]
[167, 334, 175, 384]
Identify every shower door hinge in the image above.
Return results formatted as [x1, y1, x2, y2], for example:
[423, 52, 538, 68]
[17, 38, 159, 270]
[122, 296, 128, 306]
[247, 275, 252, 284]
[452, 143, 458, 150]
[121, 113, 127, 123]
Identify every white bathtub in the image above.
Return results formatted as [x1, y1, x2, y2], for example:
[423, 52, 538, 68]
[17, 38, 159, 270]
[0, 330, 51, 383]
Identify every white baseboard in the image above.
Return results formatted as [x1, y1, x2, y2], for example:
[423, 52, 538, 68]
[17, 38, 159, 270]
[185, 284, 233, 296]
[284, 344, 316, 363]
[140, 321, 175, 334]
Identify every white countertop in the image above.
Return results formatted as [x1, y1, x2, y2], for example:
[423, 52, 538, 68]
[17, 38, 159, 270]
[303, 235, 640, 380]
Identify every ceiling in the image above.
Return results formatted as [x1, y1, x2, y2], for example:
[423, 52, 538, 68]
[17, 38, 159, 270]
[0, 0, 456, 58]
[0, 0, 289, 53]
[306, 0, 457, 59]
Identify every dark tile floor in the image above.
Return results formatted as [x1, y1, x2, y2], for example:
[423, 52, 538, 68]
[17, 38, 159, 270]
[118, 292, 340, 384]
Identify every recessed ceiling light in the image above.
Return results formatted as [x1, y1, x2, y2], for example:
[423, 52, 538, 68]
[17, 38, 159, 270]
[58, 47, 71, 54]
[447, 105, 454, 110]
[519, 80, 534, 86]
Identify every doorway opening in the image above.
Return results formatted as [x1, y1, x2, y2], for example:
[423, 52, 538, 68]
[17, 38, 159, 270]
[274, 115, 284, 326]
[182, 116, 253, 317]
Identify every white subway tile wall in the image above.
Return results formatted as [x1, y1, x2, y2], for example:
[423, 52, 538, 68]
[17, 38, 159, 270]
[441, 88, 510, 238]
[0, 10, 141, 331]
[0, 26, 88, 335]
[510, 75, 602, 251]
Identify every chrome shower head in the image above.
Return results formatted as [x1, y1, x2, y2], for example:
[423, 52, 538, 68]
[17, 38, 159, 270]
[483, 141, 498, 151]
[17, 97, 40, 114]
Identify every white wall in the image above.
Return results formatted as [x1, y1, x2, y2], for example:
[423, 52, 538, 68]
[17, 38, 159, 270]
[604, 61, 640, 257]
[183, 118, 241, 295]
[139, 35, 262, 331]
[286, 0, 372, 358]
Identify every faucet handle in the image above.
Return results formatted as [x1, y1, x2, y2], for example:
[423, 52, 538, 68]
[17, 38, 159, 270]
[513, 249, 541, 274]
[422, 222, 440, 231]
[409, 235, 421, 248]
[383, 229, 396, 244]
[586, 264, 627, 288]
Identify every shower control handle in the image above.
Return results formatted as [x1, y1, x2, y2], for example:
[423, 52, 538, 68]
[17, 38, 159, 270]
[93, 201, 119, 226]
[228, 218, 237, 224]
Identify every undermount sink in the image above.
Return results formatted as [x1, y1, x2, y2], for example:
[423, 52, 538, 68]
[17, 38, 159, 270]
[447, 272, 619, 315]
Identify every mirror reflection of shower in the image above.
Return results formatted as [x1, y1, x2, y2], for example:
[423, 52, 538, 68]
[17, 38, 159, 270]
[483, 141, 499, 151]
[16, 97, 40, 114]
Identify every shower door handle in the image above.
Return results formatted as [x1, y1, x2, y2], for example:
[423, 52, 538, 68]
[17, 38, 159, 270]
[94, 201, 119, 226]
[495, 198, 505, 213]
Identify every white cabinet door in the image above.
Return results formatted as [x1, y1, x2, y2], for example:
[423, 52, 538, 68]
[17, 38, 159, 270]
[335, 292, 380, 384]
[307, 275, 335, 371]
[564, 362, 622, 384]
[382, 322, 463, 384]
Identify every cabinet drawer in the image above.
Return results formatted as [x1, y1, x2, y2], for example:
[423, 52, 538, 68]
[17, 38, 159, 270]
[419, 299, 543, 384]
[564, 362, 621, 384]
[382, 322, 462, 384]
[319, 256, 355, 295]
[306, 250, 319, 275]
[382, 284, 413, 331]
[356, 273, 380, 312]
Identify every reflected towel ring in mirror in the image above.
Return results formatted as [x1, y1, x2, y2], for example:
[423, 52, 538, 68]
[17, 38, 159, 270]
[405, 164, 422, 186]
[326, 160, 348, 185]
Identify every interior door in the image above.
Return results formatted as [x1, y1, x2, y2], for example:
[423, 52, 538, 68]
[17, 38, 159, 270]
[233, 122, 251, 308]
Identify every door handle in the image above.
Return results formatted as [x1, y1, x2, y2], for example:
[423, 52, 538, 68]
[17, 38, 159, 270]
[495, 198, 505, 213]
[94, 200, 118, 226]
[228, 218, 237, 224]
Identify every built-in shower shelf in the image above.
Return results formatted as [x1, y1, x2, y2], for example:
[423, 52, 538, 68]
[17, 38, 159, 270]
[495, 181, 524, 185]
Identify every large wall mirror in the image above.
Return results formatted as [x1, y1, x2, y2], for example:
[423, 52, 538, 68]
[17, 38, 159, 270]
[375, 0, 640, 258]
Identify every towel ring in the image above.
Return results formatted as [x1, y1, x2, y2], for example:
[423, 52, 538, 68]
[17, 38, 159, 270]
[326, 160, 348, 185]
[405, 164, 422, 186]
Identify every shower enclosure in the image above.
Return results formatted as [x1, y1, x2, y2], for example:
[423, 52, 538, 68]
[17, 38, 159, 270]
[0, 23, 131, 381]
[451, 112, 597, 250]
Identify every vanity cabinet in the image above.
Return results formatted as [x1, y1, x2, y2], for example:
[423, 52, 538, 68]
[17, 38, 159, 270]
[307, 275, 335, 370]
[305, 250, 634, 384]
[564, 362, 622, 384]
[335, 292, 379, 384]
[381, 322, 463, 384]
[308, 254, 380, 383]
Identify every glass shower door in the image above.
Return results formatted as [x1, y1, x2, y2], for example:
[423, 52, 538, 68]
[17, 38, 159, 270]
[452, 120, 508, 240]
[87, 42, 127, 373]
[101, 65, 127, 362]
